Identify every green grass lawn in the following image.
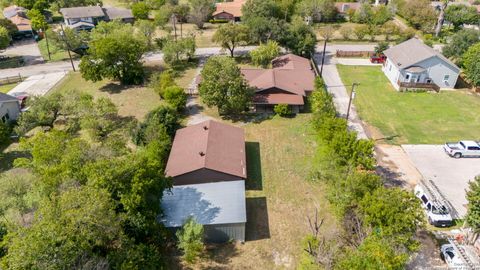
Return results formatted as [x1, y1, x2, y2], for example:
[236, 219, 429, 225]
[38, 39, 79, 62]
[337, 65, 480, 144]
[193, 114, 336, 269]
[51, 72, 163, 121]
[0, 83, 18, 93]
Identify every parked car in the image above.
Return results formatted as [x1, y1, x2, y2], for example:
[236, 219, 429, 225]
[444, 141, 480, 158]
[440, 244, 465, 269]
[414, 184, 453, 227]
[370, 54, 386, 64]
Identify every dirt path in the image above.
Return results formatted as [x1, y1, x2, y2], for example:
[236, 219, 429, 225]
[375, 144, 423, 188]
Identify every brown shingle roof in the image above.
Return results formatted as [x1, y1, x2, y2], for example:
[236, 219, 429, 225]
[213, 0, 246, 17]
[9, 15, 31, 31]
[165, 120, 246, 179]
[384, 38, 459, 71]
[60, 6, 105, 19]
[253, 93, 305, 105]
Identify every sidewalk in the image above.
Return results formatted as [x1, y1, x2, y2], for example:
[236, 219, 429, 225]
[8, 72, 67, 97]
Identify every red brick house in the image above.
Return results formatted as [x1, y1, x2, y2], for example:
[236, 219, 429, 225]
[212, 0, 246, 22]
[241, 54, 316, 113]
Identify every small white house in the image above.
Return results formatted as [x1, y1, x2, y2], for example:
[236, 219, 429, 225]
[0, 93, 20, 123]
[382, 38, 460, 91]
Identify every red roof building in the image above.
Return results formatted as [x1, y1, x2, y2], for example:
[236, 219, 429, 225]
[165, 120, 246, 186]
[212, 0, 247, 22]
[241, 54, 316, 113]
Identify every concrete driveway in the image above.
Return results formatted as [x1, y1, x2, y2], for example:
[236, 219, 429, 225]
[1, 39, 44, 65]
[402, 145, 480, 218]
[8, 72, 67, 97]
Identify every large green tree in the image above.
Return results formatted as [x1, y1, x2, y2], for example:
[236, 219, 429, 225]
[250, 40, 280, 68]
[445, 5, 479, 30]
[442, 29, 480, 66]
[80, 22, 148, 85]
[463, 43, 480, 88]
[242, 0, 285, 42]
[2, 186, 125, 269]
[199, 56, 254, 114]
[0, 26, 10, 51]
[466, 176, 480, 230]
[281, 16, 317, 57]
[295, 0, 337, 23]
[132, 2, 150, 19]
[187, 0, 215, 29]
[212, 23, 250, 57]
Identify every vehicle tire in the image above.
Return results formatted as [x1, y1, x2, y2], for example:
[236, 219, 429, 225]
[428, 217, 433, 225]
[453, 153, 462, 159]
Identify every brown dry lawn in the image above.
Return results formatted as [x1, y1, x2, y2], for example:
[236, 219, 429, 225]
[173, 113, 337, 269]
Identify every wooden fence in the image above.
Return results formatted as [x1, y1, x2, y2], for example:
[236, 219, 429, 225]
[0, 74, 23, 86]
[336, 50, 375, 58]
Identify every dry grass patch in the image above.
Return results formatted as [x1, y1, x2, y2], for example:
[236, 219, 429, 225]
[51, 72, 163, 121]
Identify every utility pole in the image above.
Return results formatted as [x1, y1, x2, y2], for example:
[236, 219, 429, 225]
[319, 37, 328, 77]
[346, 83, 359, 122]
[43, 29, 51, 61]
[60, 24, 76, 72]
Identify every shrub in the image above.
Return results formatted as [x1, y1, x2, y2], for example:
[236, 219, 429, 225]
[339, 25, 354, 40]
[0, 121, 11, 146]
[374, 41, 389, 55]
[208, 19, 229, 24]
[250, 40, 280, 68]
[274, 104, 292, 117]
[149, 70, 177, 97]
[176, 217, 204, 264]
[131, 2, 150, 20]
[163, 86, 187, 111]
[354, 25, 369, 41]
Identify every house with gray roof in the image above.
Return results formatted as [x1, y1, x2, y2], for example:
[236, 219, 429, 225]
[0, 93, 20, 123]
[60, 6, 134, 31]
[160, 180, 246, 242]
[382, 38, 460, 91]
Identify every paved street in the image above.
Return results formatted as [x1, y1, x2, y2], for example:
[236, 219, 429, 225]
[314, 44, 376, 139]
[403, 145, 480, 218]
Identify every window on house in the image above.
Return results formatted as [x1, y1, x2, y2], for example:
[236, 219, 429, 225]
[405, 74, 410, 80]
[389, 65, 392, 71]
[444, 75, 450, 81]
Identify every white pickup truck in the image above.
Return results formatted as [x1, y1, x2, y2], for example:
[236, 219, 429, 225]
[443, 141, 480, 158]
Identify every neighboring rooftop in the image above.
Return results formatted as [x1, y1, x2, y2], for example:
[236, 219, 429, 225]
[8, 15, 31, 31]
[213, 0, 247, 17]
[60, 6, 105, 19]
[103, 7, 134, 20]
[241, 53, 315, 97]
[165, 120, 246, 179]
[335, 2, 360, 13]
[160, 180, 246, 227]
[2, 5, 27, 19]
[0, 93, 19, 103]
[383, 38, 459, 71]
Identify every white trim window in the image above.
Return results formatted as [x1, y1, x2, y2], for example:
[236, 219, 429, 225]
[443, 75, 450, 81]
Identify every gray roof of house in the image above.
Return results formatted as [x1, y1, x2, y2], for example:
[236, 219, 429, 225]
[103, 7, 134, 20]
[60, 6, 105, 19]
[160, 180, 246, 227]
[383, 38, 460, 72]
[0, 92, 18, 103]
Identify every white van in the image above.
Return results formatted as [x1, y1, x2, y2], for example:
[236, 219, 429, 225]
[414, 185, 453, 227]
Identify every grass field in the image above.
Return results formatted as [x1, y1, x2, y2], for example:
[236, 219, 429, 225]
[0, 83, 18, 93]
[337, 65, 480, 144]
[38, 39, 80, 62]
[177, 114, 336, 269]
[51, 72, 163, 121]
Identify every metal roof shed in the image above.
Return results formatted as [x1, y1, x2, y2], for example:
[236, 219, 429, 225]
[160, 180, 246, 243]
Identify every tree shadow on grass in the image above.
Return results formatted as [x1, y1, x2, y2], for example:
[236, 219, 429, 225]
[0, 143, 30, 173]
[205, 242, 240, 268]
[376, 165, 406, 188]
[245, 142, 262, 190]
[246, 197, 270, 241]
[99, 83, 133, 94]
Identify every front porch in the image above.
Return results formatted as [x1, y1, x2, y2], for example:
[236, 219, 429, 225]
[398, 66, 439, 92]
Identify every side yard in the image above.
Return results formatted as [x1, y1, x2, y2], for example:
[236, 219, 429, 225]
[190, 114, 337, 269]
[337, 65, 480, 144]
